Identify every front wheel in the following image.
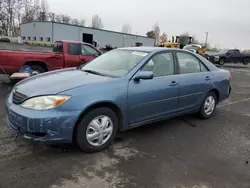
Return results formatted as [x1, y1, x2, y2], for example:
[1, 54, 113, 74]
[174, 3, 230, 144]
[243, 58, 250, 65]
[199, 92, 217, 119]
[219, 58, 225, 65]
[75, 108, 118, 153]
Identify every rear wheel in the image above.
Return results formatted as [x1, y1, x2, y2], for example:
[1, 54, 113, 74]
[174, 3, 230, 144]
[199, 92, 217, 119]
[243, 58, 250, 65]
[75, 107, 118, 153]
[29, 65, 46, 75]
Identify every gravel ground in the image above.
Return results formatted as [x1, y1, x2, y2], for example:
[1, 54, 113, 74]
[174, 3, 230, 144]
[0, 64, 249, 188]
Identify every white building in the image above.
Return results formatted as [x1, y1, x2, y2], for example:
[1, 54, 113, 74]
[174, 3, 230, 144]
[20, 21, 155, 48]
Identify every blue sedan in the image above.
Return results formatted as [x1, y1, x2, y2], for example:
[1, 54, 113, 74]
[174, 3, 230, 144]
[5, 47, 231, 152]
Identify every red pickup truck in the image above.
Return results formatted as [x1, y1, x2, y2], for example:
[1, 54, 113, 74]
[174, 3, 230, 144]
[0, 40, 102, 75]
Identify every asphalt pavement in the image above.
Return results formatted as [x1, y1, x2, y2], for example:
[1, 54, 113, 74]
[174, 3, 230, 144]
[0, 65, 249, 188]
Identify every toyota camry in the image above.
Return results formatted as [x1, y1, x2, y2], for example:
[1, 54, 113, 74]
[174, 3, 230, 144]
[5, 47, 231, 152]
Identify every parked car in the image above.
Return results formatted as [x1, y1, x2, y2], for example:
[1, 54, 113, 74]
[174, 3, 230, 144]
[5, 47, 231, 152]
[0, 40, 102, 75]
[0, 37, 11, 43]
[210, 49, 250, 65]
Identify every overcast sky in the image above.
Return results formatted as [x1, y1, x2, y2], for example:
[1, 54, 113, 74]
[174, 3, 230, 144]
[48, 0, 250, 49]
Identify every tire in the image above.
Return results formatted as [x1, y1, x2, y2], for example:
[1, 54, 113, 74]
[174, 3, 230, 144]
[75, 107, 118, 153]
[29, 65, 46, 75]
[219, 58, 225, 65]
[243, 58, 250, 65]
[199, 92, 217, 119]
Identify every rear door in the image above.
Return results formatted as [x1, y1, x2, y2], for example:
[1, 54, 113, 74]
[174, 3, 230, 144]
[175, 51, 212, 111]
[80, 44, 101, 64]
[64, 43, 81, 68]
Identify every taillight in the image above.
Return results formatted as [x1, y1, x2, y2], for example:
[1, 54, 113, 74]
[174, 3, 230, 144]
[229, 72, 232, 80]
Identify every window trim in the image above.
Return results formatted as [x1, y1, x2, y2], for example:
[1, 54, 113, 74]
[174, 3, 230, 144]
[138, 50, 177, 78]
[174, 50, 209, 75]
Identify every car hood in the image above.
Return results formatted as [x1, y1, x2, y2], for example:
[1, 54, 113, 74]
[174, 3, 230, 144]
[14, 68, 112, 97]
[212, 53, 225, 56]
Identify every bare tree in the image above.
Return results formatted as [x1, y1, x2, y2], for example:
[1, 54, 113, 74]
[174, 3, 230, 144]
[121, 23, 131, 34]
[78, 18, 85, 26]
[153, 23, 160, 45]
[71, 18, 79, 25]
[39, 0, 49, 21]
[0, 0, 26, 36]
[91, 14, 103, 29]
[61, 14, 71, 23]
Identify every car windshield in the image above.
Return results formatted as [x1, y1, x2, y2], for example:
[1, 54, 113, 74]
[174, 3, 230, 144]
[81, 50, 148, 77]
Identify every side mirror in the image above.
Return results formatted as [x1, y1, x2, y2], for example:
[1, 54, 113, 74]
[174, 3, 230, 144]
[134, 71, 153, 81]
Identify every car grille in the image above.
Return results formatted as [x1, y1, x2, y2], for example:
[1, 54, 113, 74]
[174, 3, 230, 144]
[12, 91, 27, 104]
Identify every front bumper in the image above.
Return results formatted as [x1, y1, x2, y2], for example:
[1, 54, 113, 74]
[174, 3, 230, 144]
[5, 97, 82, 144]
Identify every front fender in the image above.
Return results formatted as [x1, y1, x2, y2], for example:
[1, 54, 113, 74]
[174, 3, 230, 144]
[59, 78, 129, 129]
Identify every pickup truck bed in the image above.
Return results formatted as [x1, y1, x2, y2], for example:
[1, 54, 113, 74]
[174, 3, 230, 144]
[0, 42, 52, 52]
[0, 40, 102, 75]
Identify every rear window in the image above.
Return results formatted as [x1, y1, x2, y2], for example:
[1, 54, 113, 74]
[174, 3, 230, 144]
[53, 42, 63, 53]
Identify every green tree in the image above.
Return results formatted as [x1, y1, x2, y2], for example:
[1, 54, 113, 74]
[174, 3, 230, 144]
[146, 31, 155, 39]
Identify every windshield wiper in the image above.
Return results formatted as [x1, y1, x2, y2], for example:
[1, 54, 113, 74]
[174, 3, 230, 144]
[82, 69, 104, 76]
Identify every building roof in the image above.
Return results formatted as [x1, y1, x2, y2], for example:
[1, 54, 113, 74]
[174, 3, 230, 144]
[20, 21, 154, 39]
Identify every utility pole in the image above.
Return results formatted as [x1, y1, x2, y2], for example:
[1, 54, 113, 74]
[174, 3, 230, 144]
[205, 32, 208, 46]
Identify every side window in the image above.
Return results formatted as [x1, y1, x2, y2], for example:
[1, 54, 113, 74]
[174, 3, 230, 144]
[81, 44, 99, 55]
[141, 52, 174, 77]
[233, 50, 240, 54]
[200, 63, 208, 72]
[68, 43, 79, 55]
[176, 52, 202, 74]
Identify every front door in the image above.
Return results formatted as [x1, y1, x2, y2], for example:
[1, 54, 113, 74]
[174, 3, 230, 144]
[64, 43, 81, 68]
[80, 44, 101, 65]
[175, 51, 212, 111]
[128, 52, 179, 125]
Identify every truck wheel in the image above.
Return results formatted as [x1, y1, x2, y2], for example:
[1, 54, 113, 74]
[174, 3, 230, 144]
[29, 65, 45, 75]
[243, 58, 250, 65]
[219, 58, 225, 65]
[75, 107, 118, 153]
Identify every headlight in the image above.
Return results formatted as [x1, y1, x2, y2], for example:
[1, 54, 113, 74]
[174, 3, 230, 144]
[21, 95, 71, 110]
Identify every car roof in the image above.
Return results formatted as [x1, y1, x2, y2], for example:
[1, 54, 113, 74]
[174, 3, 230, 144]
[118, 47, 179, 53]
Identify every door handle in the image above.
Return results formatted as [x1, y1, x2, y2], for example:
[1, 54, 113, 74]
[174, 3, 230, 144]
[205, 76, 211, 81]
[169, 81, 178, 86]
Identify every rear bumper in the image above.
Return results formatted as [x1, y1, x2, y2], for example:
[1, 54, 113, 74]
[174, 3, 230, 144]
[5, 96, 82, 144]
